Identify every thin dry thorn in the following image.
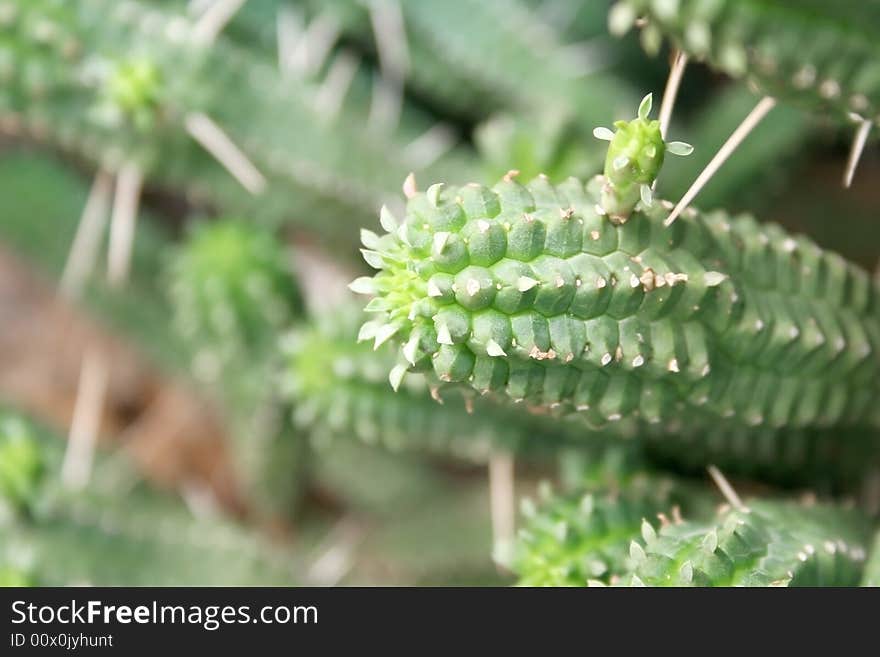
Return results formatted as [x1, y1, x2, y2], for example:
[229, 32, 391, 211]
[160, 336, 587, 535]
[276, 5, 304, 75]
[707, 464, 746, 511]
[61, 347, 109, 490]
[658, 50, 688, 140]
[489, 450, 516, 569]
[843, 119, 872, 188]
[185, 112, 267, 195]
[665, 96, 777, 226]
[191, 0, 248, 46]
[305, 518, 363, 586]
[368, 0, 408, 132]
[106, 163, 143, 288]
[60, 170, 112, 299]
[314, 50, 359, 121]
[402, 123, 456, 169]
[293, 13, 340, 77]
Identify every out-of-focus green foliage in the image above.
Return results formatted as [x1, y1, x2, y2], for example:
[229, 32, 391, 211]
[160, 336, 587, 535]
[0, 0, 878, 587]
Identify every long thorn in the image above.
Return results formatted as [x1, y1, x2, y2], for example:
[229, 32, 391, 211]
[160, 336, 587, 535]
[368, 0, 408, 132]
[489, 449, 516, 569]
[191, 0, 248, 46]
[185, 112, 267, 194]
[276, 5, 304, 75]
[843, 119, 872, 188]
[60, 170, 112, 299]
[314, 50, 359, 121]
[106, 163, 143, 288]
[403, 123, 456, 169]
[61, 347, 109, 490]
[707, 465, 746, 511]
[658, 50, 688, 140]
[665, 96, 776, 226]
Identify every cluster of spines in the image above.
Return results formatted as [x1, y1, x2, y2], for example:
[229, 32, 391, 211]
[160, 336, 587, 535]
[167, 218, 302, 381]
[621, 500, 871, 587]
[611, 0, 880, 125]
[280, 306, 586, 460]
[353, 172, 880, 430]
[512, 474, 702, 586]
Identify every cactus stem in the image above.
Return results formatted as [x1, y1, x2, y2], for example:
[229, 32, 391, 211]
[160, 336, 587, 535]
[843, 118, 872, 188]
[184, 112, 267, 195]
[665, 96, 777, 226]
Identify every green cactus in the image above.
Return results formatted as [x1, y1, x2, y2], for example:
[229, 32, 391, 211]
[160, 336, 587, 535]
[280, 304, 589, 461]
[0, 411, 301, 586]
[620, 499, 871, 587]
[353, 170, 880, 431]
[612, 0, 880, 126]
[513, 473, 711, 586]
[166, 218, 308, 522]
[0, 0, 478, 249]
[168, 218, 302, 377]
[863, 530, 880, 586]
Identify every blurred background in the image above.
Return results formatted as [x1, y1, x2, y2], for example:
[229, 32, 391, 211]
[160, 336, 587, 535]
[0, 0, 878, 586]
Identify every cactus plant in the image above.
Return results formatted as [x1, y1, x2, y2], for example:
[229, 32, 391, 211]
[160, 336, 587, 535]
[0, 411, 301, 586]
[513, 471, 713, 586]
[353, 164, 880, 433]
[611, 0, 880, 126]
[620, 498, 871, 587]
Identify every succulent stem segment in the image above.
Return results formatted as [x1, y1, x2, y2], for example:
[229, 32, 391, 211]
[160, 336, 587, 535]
[513, 473, 709, 586]
[619, 499, 871, 587]
[611, 0, 880, 128]
[592, 93, 692, 222]
[353, 171, 880, 431]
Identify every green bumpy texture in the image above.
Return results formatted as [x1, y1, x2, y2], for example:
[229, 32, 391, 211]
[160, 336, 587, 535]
[614, 0, 880, 125]
[168, 219, 301, 375]
[281, 306, 589, 461]
[621, 499, 871, 587]
[357, 174, 880, 431]
[513, 473, 710, 586]
[601, 112, 665, 221]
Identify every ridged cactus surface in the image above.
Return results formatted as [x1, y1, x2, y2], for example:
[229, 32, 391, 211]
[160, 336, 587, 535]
[354, 171, 880, 431]
[612, 0, 880, 125]
[621, 499, 871, 587]
[513, 473, 710, 586]
[281, 306, 588, 461]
